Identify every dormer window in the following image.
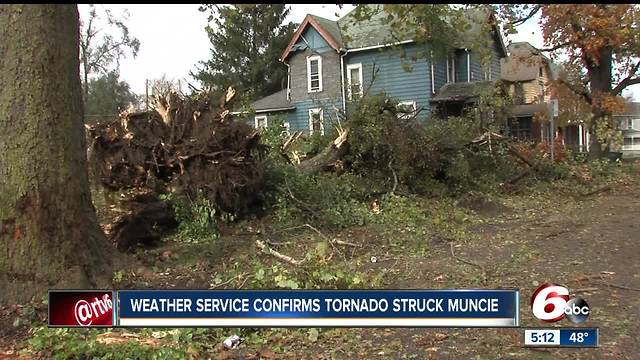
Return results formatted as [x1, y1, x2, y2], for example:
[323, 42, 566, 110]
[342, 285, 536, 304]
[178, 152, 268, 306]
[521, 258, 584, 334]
[307, 55, 323, 93]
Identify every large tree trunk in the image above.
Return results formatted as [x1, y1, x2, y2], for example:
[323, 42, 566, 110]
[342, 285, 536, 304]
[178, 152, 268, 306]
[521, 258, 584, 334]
[0, 5, 114, 305]
[587, 46, 613, 159]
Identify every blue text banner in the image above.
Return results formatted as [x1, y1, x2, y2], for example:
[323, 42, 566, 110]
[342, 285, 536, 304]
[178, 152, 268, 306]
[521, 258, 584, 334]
[117, 289, 519, 327]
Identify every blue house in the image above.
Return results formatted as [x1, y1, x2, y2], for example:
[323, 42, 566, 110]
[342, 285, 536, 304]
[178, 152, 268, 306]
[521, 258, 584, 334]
[248, 5, 507, 134]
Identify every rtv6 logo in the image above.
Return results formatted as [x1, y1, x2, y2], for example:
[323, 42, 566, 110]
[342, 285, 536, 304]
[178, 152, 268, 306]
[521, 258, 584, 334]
[531, 283, 590, 324]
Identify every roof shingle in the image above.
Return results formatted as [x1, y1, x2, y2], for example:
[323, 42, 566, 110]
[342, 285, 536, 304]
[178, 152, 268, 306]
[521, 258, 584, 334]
[250, 89, 295, 112]
[430, 81, 497, 103]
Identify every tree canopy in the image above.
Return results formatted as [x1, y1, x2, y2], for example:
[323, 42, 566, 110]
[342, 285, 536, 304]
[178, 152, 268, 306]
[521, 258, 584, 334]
[79, 5, 140, 97]
[84, 71, 138, 122]
[193, 4, 296, 101]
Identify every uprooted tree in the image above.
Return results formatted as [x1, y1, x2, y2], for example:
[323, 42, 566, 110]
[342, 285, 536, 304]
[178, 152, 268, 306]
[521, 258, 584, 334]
[0, 5, 114, 305]
[87, 88, 268, 249]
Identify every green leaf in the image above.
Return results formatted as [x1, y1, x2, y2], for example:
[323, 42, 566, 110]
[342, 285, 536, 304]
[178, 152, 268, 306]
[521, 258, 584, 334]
[308, 328, 319, 342]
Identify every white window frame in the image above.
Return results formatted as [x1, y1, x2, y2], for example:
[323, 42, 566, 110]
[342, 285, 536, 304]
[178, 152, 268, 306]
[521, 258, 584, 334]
[446, 53, 455, 83]
[397, 101, 417, 120]
[307, 55, 323, 93]
[308, 108, 324, 135]
[254, 115, 267, 129]
[623, 135, 640, 150]
[346, 63, 363, 100]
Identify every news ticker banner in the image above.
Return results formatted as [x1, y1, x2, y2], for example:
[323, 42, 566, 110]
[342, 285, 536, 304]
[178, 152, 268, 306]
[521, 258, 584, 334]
[49, 289, 519, 328]
[524, 328, 599, 347]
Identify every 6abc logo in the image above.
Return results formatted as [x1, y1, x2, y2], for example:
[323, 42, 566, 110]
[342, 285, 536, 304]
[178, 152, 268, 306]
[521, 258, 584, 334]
[531, 283, 590, 324]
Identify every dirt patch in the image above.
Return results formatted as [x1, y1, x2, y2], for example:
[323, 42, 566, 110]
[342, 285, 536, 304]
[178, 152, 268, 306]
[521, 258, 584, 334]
[458, 192, 512, 218]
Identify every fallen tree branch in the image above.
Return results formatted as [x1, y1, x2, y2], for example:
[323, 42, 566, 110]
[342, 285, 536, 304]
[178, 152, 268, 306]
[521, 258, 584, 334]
[596, 280, 640, 292]
[579, 186, 612, 197]
[210, 272, 250, 289]
[449, 242, 485, 272]
[256, 239, 304, 266]
[265, 239, 294, 246]
[388, 160, 398, 194]
[331, 238, 360, 247]
[298, 128, 349, 173]
[573, 287, 599, 293]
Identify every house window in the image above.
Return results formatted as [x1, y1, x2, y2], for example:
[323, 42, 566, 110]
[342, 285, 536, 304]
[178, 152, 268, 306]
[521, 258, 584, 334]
[446, 53, 455, 83]
[539, 67, 543, 77]
[254, 115, 267, 129]
[307, 55, 323, 93]
[309, 108, 324, 135]
[283, 122, 291, 135]
[507, 117, 533, 140]
[397, 101, 417, 120]
[346, 63, 363, 100]
[623, 136, 640, 148]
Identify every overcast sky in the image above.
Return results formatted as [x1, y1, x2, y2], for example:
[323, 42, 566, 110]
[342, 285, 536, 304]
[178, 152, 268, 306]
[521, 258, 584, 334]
[78, 4, 639, 100]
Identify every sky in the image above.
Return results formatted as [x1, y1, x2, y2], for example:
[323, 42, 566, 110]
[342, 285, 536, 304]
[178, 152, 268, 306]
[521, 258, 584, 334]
[78, 4, 639, 100]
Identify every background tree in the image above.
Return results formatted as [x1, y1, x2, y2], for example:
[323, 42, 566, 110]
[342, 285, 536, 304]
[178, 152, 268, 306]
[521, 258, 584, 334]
[193, 4, 296, 101]
[80, 4, 140, 98]
[84, 70, 139, 123]
[496, 4, 640, 158]
[550, 65, 593, 130]
[0, 4, 114, 304]
[150, 74, 183, 97]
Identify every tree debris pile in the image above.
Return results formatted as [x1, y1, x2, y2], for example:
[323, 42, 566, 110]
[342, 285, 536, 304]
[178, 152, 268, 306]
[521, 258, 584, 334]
[87, 88, 266, 216]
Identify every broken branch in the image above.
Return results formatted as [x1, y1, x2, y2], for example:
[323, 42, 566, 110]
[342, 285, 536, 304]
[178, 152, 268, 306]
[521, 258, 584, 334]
[256, 239, 304, 266]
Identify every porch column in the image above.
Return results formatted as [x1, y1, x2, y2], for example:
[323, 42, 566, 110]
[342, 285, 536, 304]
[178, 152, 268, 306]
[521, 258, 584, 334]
[585, 129, 590, 152]
[578, 124, 584, 152]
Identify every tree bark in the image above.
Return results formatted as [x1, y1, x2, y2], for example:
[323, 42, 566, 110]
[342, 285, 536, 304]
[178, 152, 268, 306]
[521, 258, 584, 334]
[298, 129, 350, 174]
[586, 46, 613, 159]
[0, 5, 114, 305]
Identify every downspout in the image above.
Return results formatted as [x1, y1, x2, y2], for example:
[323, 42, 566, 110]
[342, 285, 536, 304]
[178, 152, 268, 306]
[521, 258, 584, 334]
[284, 60, 291, 102]
[340, 49, 348, 113]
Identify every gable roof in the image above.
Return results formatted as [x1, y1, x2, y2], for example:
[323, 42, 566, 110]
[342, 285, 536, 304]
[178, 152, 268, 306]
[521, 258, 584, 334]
[337, 4, 396, 49]
[337, 5, 508, 55]
[501, 42, 554, 82]
[279, 6, 508, 62]
[280, 14, 343, 61]
[310, 15, 343, 48]
[250, 89, 295, 113]
[459, 8, 508, 57]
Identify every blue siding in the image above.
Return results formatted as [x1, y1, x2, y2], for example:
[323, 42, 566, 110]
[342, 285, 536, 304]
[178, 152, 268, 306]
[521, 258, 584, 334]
[244, 111, 296, 130]
[344, 43, 432, 119]
[469, 54, 484, 81]
[290, 98, 344, 134]
[292, 27, 333, 54]
[433, 57, 448, 92]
